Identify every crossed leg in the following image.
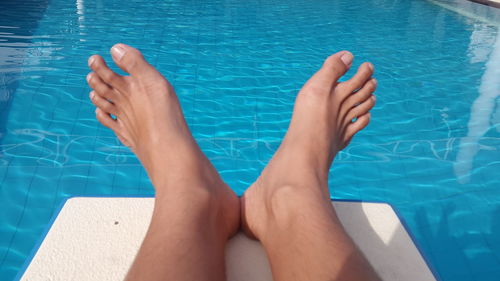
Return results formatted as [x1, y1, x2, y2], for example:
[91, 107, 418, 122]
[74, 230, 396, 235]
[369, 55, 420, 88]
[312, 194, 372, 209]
[242, 51, 381, 281]
[87, 44, 379, 281]
[86, 44, 240, 281]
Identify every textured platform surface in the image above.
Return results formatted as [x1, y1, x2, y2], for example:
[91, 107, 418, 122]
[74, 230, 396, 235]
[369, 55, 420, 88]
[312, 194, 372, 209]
[19, 197, 436, 281]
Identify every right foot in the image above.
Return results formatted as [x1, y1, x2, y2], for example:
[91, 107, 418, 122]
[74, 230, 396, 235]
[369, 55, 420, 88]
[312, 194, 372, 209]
[86, 44, 240, 239]
[242, 51, 377, 240]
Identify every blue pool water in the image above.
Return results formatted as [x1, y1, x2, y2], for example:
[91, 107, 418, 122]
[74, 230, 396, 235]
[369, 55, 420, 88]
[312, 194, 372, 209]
[1, 0, 499, 280]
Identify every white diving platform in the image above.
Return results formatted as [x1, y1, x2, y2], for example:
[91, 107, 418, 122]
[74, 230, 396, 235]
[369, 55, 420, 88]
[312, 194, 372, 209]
[19, 197, 436, 281]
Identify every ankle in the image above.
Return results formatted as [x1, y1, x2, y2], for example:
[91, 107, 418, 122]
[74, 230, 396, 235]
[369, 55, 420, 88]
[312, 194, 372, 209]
[257, 183, 333, 241]
[153, 173, 239, 239]
[145, 147, 214, 189]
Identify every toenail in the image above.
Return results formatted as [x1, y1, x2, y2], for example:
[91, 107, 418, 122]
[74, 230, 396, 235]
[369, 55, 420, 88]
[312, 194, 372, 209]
[372, 78, 377, 86]
[111, 44, 126, 61]
[340, 52, 353, 67]
[367, 62, 374, 71]
[89, 91, 95, 99]
[88, 56, 96, 67]
[86, 73, 93, 83]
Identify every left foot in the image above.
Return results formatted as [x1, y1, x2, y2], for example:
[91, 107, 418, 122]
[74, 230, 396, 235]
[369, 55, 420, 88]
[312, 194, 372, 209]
[86, 44, 240, 239]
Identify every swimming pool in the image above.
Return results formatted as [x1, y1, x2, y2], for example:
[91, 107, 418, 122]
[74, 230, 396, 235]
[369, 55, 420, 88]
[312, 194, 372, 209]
[1, 0, 499, 280]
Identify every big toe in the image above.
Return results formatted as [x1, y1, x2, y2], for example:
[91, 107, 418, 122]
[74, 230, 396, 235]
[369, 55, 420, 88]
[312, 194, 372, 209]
[320, 51, 353, 82]
[306, 51, 353, 91]
[110, 43, 156, 76]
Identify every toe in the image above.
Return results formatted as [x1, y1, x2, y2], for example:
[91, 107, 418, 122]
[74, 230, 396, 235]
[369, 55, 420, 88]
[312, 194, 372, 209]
[95, 108, 119, 132]
[339, 78, 377, 117]
[116, 133, 132, 147]
[90, 91, 118, 116]
[339, 62, 374, 92]
[88, 55, 126, 92]
[302, 51, 354, 95]
[343, 112, 371, 147]
[86, 72, 119, 102]
[319, 51, 353, 82]
[110, 43, 156, 77]
[343, 95, 376, 128]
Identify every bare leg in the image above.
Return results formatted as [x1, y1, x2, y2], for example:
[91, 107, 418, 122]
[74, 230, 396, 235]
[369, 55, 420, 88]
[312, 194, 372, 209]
[86, 44, 240, 281]
[242, 51, 380, 281]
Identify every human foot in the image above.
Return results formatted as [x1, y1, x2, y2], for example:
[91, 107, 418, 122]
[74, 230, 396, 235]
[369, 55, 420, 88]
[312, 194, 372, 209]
[242, 51, 377, 240]
[86, 44, 239, 239]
